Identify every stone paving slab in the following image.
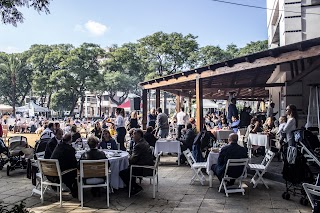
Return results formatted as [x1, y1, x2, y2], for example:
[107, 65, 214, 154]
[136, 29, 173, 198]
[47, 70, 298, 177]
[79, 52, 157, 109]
[0, 156, 313, 212]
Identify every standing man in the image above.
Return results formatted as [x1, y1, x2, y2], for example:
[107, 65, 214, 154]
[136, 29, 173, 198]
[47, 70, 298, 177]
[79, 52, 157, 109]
[147, 108, 157, 129]
[155, 108, 169, 138]
[266, 102, 277, 118]
[176, 107, 187, 139]
[227, 98, 238, 124]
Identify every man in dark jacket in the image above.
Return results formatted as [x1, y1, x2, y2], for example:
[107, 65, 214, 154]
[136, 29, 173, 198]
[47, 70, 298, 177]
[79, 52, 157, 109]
[211, 133, 247, 185]
[179, 123, 195, 164]
[49, 133, 78, 198]
[144, 126, 157, 147]
[44, 128, 63, 159]
[227, 98, 238, 124]
[119, 129, 154, 195]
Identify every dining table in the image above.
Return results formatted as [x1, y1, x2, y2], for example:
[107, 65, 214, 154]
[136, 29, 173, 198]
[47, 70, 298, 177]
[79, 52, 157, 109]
[154, 139, 181, 165]
[247, 133, 270, 158]
[206, 151, 220, 187]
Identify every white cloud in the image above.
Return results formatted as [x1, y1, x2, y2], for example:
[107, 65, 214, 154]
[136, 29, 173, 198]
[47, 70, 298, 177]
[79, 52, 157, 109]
[74, 20, 109, 37]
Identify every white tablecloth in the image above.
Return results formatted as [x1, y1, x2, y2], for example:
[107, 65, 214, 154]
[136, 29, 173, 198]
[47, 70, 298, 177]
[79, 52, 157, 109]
[154, 139, 181, 165]
[206, 152, 220, 188]
[76, 150, 129, 189]
[247, 134, 269, 149]
[216, 130, 234, 140]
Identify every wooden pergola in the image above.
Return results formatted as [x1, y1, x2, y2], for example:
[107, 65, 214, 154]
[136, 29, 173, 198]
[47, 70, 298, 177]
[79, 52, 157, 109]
[139, 37, 320, 132]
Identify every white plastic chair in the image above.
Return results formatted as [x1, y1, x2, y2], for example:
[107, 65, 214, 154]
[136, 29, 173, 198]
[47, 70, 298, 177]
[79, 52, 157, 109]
[79, 159, 110, 209]
[183, 149, 206, 185]
[249, 150, 275, 189]
[31, 151, 46, 196]
[303, 183, 320, 210]
[37, 159, 76, 207]
[218, 158, 249, 197]
[129, 151, 162, 198]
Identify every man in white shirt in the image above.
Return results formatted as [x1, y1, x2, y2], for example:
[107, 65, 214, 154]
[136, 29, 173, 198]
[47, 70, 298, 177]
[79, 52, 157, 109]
[40, 122, 55, 140]
[176, 107, 187, 139]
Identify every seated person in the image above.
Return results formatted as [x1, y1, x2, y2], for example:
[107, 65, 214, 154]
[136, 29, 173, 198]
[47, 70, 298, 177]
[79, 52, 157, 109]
[230, 115, 240, 133]
[44, 128, 63, 159]
[218, 117, 228, 129]
[119, 129, 154, 196]
[211, 133, 247, 185]
[144, 126, 157, 147]
[277, 116, 287, 143]
[263, 117, 277, 138]
[71, 124, 81, 143]
[128, 128, 136, 153]
[79, 136, 107, 197]
[179, 123, 196, 164]
[245, 117, 262, 138]
[99, 129, 118, 150]
[49, 133, 78, 198]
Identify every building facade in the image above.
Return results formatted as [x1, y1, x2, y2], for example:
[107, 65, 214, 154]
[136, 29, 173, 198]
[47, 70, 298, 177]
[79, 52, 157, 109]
[267, 0, 320, 125]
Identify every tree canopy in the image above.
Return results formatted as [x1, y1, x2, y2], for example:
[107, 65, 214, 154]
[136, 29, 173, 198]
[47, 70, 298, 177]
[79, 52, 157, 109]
[0, 31, 268, 115]
[0, 0, 51, 26]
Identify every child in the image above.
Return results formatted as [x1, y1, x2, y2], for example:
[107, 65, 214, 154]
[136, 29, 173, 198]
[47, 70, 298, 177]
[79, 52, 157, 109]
[277, 116, 287, 143]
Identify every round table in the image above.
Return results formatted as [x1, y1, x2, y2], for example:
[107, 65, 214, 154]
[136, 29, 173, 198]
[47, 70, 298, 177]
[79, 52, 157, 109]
[76, 149, 129, 189]
[206, 151, 220, 188]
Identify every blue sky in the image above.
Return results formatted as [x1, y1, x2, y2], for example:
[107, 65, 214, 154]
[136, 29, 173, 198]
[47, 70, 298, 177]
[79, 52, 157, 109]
[0, 0, 267, 53]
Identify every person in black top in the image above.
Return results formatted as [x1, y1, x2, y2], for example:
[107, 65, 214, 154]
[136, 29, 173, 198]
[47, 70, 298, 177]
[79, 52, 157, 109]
[211, 133, 247, 185]
[129, 111, 140, 129]
[147, 108, 157, 129]
[91, 122, 102, 139]
[71, 125, 81, 143]
[144, 126, 157, 147]
[44, 128, 63, 159]
[119, 129, 154, 195]
[179, 123, 196, 164]
[49, 133, 78, 198]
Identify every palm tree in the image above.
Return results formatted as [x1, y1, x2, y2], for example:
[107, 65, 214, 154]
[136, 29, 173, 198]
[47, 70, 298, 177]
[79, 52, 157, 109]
[0, 53, 31, 115]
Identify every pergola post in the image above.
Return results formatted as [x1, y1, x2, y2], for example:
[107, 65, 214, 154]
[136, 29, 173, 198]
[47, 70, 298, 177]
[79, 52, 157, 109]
[142, 89, 148, 130]
[176, 92, 181, 113]
[155, 89, 160, 109]
[188, 96, 192, 117]
[196, 76, 203, 132]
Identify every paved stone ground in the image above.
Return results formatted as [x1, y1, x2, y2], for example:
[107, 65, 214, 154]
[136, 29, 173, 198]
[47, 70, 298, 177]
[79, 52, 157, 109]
[0, 156, 312, 213]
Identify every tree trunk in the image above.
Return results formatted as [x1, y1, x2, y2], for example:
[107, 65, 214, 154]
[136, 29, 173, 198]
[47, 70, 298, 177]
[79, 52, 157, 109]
[99, 96, 102, 117]
[12, 72, 16, 116]
[109, 92, 128, 106]
[79, 95, 85, 118]
[69, 95, 77, 116]
[47, 93, 52, 109]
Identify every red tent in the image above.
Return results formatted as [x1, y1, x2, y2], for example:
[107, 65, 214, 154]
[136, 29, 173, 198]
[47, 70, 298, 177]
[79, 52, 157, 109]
[117, 100, 130, 108]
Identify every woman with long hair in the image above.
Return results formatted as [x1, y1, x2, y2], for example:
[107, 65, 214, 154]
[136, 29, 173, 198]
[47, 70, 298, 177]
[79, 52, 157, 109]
[99, 129, 118, 150]
[283, 104, 298, 145]
[91, 121, 102, 139]
[129, 111, 140, 129]
[115, 108, 126, 151]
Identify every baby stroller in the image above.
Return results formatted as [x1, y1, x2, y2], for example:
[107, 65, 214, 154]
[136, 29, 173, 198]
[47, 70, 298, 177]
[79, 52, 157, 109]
[281, 129, 319, 206]
[6, 136, 29, 176]
[0, 138, 9, 170]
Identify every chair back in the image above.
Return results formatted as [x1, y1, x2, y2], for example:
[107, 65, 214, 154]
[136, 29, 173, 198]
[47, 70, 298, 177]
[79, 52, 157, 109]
[224, 158, 248, 179]
[303, 183, 320, 209]
[261, 150, 275, 168]
[38, 159, 61, 177]
[80, 159, 108, 179]
[183, 149, 196, 166]
[154, 151, 162, 170]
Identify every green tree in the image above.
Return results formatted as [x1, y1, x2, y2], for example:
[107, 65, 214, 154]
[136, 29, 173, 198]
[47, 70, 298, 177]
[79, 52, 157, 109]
[0, 0, 51, 26]
[0, 52, 33, 114]
[238, 40, 268, 56]
[50, 89, 76, 113]
[28, 44, 73, 107]
[55, 43, 105, 115]
[138, 31, 198, 76]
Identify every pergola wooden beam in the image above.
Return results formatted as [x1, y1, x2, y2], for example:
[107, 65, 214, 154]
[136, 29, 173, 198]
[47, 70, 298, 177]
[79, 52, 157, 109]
[141, 45, 320, 90]
[288, 57, 320, 86]
[163, 83, 285, 90]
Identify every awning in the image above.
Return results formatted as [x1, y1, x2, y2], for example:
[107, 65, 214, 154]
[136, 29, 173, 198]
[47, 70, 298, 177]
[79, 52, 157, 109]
[118, 100, 130, 109]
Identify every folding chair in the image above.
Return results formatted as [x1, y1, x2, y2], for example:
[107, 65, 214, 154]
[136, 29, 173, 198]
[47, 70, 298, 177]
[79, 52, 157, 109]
[37, 159, 76, 207]
[248, 150, 275, 189]
[218, 158, 249, 197]
[183, 149, 206, 185]
[31, 151, 45, 196]
[79, 159, 110, 209]
[129, 151, 162, 198]
[237, 128, 247, 147]
[303, 183, 320, 210]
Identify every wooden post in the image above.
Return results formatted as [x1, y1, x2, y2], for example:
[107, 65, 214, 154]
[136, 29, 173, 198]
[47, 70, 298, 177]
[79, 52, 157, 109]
[196, 76, 203, 132]
[188, 96, 192, 117]
[155, 89, 160, 109]
[176, 92, 181, 113]
[142, 89, 148, 130]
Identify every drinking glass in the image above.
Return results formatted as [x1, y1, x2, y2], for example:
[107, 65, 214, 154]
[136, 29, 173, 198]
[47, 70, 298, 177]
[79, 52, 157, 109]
[107, 143, 111, 150]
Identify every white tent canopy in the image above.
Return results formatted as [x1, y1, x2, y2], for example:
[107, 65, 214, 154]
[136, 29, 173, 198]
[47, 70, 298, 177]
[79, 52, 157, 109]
[16, 101, 49, 114]
[192, 99, 224, 109]
[0, 104, 13, 111]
